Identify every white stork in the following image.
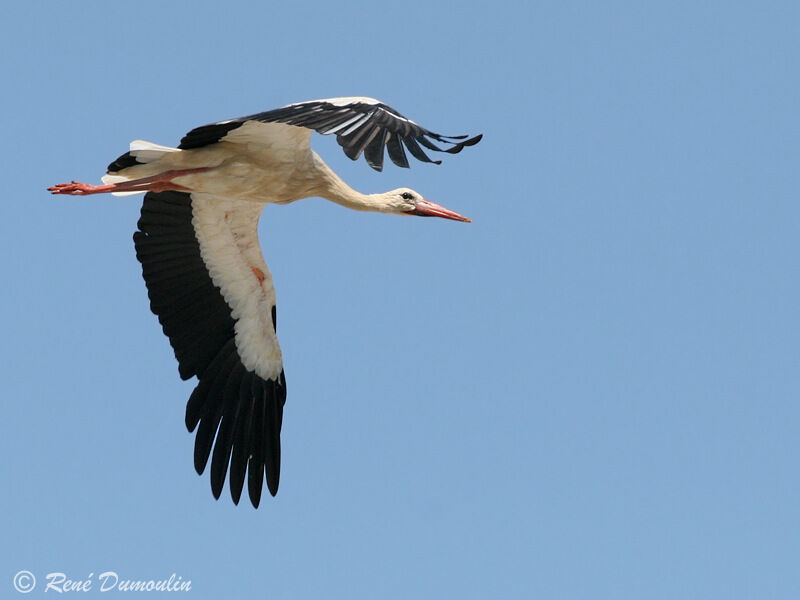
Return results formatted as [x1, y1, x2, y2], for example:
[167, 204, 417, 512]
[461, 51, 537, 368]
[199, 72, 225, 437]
[49, 96, 482, 507]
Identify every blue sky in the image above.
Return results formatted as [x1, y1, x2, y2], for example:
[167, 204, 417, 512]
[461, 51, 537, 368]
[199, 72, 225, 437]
[3, 1, 799, 598]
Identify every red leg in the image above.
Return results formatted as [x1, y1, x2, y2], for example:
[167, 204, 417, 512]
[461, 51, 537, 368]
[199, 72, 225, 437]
[48, 167, 212, 196]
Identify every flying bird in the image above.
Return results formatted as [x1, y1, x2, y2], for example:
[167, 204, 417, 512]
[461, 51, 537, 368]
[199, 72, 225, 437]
[49, 96, 482, 507]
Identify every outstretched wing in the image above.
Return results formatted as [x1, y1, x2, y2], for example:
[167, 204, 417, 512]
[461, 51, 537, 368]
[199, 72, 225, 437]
[179, 96, 483, 171]
[133, 190, 286, 508]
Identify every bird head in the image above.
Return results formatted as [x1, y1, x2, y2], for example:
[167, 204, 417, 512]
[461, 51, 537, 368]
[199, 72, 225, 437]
[386, 188, 471, 222]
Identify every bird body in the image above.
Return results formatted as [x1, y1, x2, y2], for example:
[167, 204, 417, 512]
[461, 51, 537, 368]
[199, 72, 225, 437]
[104, 127, 320, 204]
[50, 97, 481, 507]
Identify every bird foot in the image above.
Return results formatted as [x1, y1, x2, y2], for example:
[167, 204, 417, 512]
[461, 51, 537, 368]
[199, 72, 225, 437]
[48, 181, 113, 195]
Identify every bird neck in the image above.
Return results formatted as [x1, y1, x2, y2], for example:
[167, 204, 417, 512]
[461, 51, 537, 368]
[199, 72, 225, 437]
[311, 154, 387, 214]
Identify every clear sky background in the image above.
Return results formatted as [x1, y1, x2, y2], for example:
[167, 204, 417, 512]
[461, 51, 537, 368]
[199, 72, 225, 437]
[3, 1, 799, 598]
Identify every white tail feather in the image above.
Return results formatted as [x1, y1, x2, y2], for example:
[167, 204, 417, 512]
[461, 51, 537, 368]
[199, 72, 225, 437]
[129, 140, 179, 163]
[103, 140, 181, 196]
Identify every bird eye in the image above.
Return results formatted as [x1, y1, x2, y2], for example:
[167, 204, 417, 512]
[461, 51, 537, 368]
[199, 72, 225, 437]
[401, 192, 414, 200]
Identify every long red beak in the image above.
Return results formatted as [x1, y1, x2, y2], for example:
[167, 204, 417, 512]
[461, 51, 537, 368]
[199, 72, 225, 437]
[412, 199, 471, 222]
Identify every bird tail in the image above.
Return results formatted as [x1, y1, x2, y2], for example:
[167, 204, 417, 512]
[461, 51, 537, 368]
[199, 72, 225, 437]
[103, 140, 180, 197]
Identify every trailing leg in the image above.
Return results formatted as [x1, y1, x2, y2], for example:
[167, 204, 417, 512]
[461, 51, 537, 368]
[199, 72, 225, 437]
[49, 167, 212, 196]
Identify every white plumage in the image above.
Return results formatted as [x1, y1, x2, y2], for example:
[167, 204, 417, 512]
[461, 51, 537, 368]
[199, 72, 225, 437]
[49, 96, 482, 507]
[192, 196, 281, 381]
